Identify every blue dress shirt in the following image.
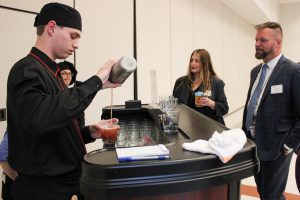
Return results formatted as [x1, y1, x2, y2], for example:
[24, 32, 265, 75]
[0, 130, 8, 162]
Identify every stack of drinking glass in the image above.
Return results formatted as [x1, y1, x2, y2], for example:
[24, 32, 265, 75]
[116, 119, 158, 147]
[158, 96, 180, 133]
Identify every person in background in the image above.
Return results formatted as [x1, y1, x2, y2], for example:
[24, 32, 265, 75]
[58, 61, 85, 126]
[0, 130, 17, 200]
[58, 60, 80, 88]
[297, 62, 300, 194]
[242, 22, 300, 199]
[172, 49, 229, 125]
[296, 151, 300, 193]
[6, 3, 120, 200]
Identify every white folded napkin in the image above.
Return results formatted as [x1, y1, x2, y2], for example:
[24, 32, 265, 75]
[182, 128, 246, 163]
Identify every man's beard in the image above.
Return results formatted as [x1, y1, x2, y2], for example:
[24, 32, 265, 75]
[255, 48, 269, 59]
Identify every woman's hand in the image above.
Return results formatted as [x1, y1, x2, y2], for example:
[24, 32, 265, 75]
[199, 97, 215, 110]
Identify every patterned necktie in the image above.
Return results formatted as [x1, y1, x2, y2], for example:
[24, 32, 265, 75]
[245, 64, 268, 130]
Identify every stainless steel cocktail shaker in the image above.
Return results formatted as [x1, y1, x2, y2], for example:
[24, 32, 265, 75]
[109, 56, 137, 84]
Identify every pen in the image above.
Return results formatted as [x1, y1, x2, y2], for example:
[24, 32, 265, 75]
[118, 155, 170, 162]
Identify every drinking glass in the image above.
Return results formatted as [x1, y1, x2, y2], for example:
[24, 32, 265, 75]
[100, 121, 119, 148]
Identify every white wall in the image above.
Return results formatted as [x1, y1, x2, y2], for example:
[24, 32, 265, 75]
[280, 2, 300, 62]
[75, 0, 134, 151]
[136, 0, 256, 119]
[220, 0, 279, 24]
[0, 0, 72, 12]
[136, 0, 173, 102]
[254, 0, 280, 22]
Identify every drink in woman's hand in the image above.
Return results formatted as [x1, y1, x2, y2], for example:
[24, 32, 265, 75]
[195, 91, 204, 107]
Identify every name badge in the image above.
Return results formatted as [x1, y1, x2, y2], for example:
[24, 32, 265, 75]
[271, 84, 283, 94]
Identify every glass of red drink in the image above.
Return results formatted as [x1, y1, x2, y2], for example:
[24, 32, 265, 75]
[100, 121, 119, 148]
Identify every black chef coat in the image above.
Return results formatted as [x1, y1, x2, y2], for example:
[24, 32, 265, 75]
[7, 47, 102, 181]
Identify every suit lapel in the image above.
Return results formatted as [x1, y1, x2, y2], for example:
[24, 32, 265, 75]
[250, 67, 261, 88]
[246, 65, 261, 104]
[260, 56, 286, 102]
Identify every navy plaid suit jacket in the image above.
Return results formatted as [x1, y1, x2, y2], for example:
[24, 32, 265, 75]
[242, 55, 300, 161]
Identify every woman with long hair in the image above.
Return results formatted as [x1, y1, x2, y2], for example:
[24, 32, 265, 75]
[173, 49, 229, 125]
